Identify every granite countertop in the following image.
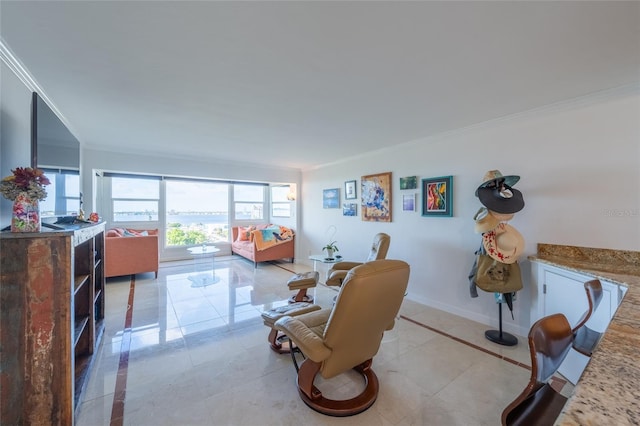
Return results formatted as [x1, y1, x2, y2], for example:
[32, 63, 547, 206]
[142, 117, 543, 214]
[529, 244, 640, 425]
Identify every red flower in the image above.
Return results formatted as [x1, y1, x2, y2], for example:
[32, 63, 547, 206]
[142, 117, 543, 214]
[12, 167, 50, 189]
[1, 167, 50, 201]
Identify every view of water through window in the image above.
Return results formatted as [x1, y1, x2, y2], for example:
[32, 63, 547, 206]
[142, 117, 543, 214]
[165, 180, 229, 245]
[110, 177, 271, 247]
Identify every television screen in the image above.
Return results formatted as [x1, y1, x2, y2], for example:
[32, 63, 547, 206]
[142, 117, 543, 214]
[31, 92, 81, 217]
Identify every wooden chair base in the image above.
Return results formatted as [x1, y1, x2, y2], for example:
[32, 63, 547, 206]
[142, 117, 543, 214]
[296, 358, 379, 417]
[267, 328, 295, 354]
[287, 271, 319, 304]
[262, 302, 321, 354]
[289, 289, 313, 304]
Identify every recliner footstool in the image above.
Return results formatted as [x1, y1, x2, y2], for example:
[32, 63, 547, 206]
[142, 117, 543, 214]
[287, 271, 319, 303]
[261, 302, 321, 354]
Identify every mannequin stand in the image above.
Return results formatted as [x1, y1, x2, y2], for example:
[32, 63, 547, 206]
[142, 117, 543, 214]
[485, 301, 518, 346]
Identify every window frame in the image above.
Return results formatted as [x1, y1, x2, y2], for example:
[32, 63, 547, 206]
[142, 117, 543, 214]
[110, 175, 161, 223]
[233, 184, 266, 221]
[270, 185, 292, 218]
[164, 178, 230, 247]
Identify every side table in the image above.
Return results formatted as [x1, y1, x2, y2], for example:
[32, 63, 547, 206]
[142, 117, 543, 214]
[187, 245, 221, 287]
[308, 254, 342, 283]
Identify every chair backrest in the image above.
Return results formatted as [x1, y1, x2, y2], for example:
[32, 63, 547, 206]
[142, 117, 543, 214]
[365, 233, 391, 262]
[320, 259, 409, 379]
[530, 313, 574, 383]
[571, 279, 603, 334]
[502, 313, 573, 425]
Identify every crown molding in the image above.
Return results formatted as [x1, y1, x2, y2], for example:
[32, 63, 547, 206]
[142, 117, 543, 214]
[0, 38, 77, 139]
[0, 38, 39, 93]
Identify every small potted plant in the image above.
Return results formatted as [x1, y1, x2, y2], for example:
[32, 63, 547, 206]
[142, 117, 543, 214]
[322, 241, 339, 259]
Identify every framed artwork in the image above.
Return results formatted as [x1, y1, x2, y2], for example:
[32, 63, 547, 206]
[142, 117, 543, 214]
[323, 188, 340, 209]
[400, 176, 418, 190]
[343, 203, 357, 216]
[361, 172, 392, 222]
[344, 180, 357, 200]
[402, 194, 416, 212]
[422, 176, 453, 217]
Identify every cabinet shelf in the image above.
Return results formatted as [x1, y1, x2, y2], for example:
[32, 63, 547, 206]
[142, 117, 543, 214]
[94, 289, 102, 304]
[0, 222, 106, 424]
[73, 316, 90, 348]
[74, 274, 90, 294]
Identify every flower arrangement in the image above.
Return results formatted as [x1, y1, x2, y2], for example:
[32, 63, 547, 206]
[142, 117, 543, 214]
[0, 167, 50, 201]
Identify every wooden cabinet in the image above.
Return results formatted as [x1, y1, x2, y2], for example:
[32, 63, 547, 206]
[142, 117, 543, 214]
[0, 222, 105, 424]
[532, 261, 626, 384]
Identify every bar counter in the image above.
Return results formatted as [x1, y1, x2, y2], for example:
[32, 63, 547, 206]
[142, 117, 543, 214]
[529, 244, 640, 425]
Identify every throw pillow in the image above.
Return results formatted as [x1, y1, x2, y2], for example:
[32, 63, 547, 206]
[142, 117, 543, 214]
[279, 226, 294, 240]
[237, 226, 254, 242]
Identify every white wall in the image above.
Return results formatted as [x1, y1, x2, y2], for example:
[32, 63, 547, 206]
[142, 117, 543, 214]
[0, 61, 32, 226]
[300, 86, 640, 337]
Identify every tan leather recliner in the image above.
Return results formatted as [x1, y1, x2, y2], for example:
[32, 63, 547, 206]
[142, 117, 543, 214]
[325, 233, 390, 286]
[274, 259, 410, 416]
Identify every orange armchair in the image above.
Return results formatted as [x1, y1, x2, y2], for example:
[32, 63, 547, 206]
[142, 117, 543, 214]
[105, 228, 159, 278]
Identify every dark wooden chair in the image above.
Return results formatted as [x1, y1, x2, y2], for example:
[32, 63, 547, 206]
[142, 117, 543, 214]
[571, 279, 603, 356]
[501, 313, 574, 426]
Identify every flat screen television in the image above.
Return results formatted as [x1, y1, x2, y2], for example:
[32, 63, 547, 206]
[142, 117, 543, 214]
[30, 92, 82, 218]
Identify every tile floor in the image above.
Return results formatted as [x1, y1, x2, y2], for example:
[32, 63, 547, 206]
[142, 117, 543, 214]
[76, 257, 568, 426]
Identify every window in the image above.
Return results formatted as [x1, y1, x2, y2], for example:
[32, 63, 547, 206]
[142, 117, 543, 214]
[112, 176, 159, 222]
[271, 185, 291, 217]
[165, 180, 229, 246]
[39, 169, 80, 217]
[100, 171, 275, 258]
[234, 184, 265, 220]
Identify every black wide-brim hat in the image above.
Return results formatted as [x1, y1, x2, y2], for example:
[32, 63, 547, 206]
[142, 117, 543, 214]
[474, 170, 520, 197]
[477, 186, 525, 214]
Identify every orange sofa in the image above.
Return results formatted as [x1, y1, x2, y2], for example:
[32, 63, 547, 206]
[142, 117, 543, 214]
[105, 228, 159, 278]
[231, 225, 295, 267]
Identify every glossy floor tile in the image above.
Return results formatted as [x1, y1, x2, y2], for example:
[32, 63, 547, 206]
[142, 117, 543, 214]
[76, 257, 567, 425]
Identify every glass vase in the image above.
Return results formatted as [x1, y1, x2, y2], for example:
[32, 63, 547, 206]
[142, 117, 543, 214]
[11, 192, 41, 232]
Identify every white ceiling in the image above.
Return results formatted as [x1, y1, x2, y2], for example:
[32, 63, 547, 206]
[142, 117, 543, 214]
[1, 1, 639, 170]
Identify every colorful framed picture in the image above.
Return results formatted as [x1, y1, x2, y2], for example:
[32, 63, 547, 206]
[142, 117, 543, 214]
[402, 194, 416, 212]
[344, 180, 357, 200]
[323, 188, 340, 209]
[361, 172, 392, 222]
[422, 176, 453, 217]
[343, 203, 357, 216]
[400, 176, 418, 190]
